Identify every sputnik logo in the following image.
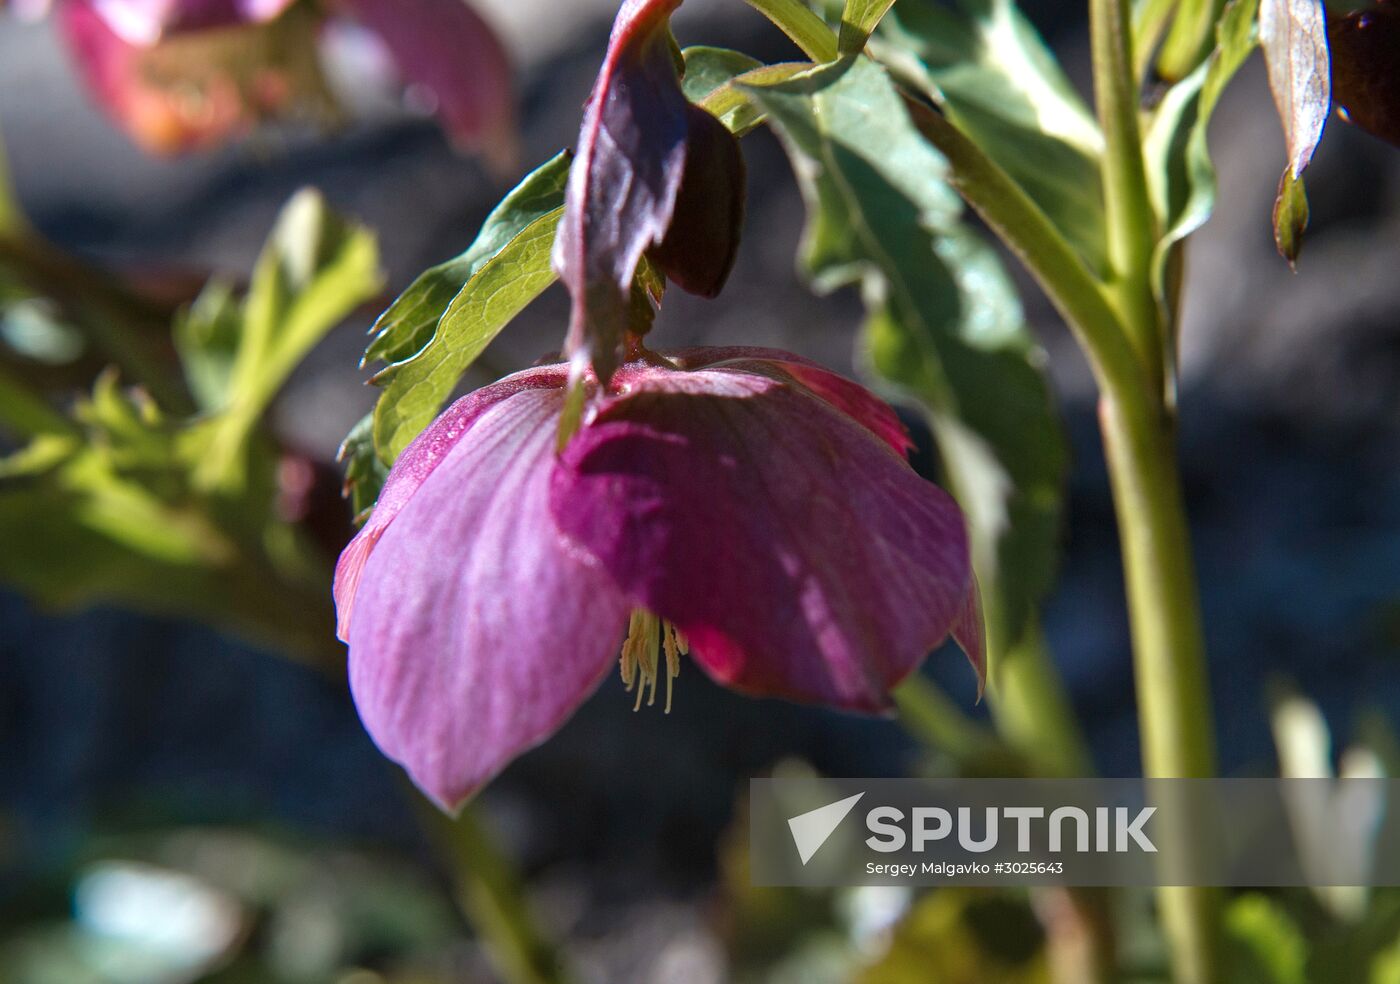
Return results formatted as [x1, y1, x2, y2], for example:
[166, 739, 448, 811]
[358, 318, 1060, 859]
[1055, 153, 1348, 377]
[787, 792, 865, 865]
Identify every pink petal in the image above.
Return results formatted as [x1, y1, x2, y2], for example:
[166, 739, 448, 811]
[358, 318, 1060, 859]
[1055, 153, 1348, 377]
[347, 386, 630, 811]
[60, 0, 252, 154]
[551, 365, 974, 712]
[334, 364, 567, 641]
[665, 347, 914, 456]
[337, 0, 517, 165]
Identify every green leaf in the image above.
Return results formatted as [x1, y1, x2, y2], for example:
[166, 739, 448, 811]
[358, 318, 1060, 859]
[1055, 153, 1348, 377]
[195, 189, 382, 491]
[839, 0, 898, 53]
[338, 411, 388, 523]
[744, 57, 1067, 663]
[371, 210, 562, 462]
[232, 188, 382, 416]
[1144, 0, 1259, 306]
[364, 152, 572, 368]
[174, 278, 242, 412]
[682, 46, 764, 103]
[681, 47, 820, 140]
[880, 0, 1107, 273]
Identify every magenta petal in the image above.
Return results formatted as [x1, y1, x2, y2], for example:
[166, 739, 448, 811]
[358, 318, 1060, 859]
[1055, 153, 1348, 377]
[664, 347, 914, 456]
[338, 0, 516, 162]
[347, 387, 630, 811]
[550, 368, 973, 712]
[334, 364, 568, 641]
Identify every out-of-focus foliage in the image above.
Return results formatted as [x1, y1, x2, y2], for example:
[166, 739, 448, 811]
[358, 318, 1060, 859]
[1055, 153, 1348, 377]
[0, 189, 379, 660]
[0, 827, 463, 984]
[859, 889, 1048, 984]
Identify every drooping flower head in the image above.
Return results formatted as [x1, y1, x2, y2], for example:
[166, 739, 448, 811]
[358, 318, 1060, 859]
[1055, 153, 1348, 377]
[335, 348, 983, 811]
[51, 0, 515, 158]
[552, 0, 746, 383]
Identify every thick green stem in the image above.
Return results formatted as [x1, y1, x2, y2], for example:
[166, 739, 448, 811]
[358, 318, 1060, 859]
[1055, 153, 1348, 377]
[910, 90, 1220, 984]
[1099, 384, 1220, 984]
[1092, 0, 1163, 389]
[741, 0, 839, 62]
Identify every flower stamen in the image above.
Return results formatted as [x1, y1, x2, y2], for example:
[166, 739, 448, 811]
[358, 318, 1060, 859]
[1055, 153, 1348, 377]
[619, 610, 684, 713]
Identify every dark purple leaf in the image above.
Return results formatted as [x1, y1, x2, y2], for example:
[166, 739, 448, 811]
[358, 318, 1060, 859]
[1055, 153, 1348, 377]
[553, 0, 745, 383]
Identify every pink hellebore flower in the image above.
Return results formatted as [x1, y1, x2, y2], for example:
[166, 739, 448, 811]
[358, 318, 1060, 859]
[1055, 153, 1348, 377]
[55, 0, 515, 158]
[334, 347, 984, 811]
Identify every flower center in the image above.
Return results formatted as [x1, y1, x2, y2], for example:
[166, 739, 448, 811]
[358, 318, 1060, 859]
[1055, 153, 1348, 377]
[619, 610, 686, 713]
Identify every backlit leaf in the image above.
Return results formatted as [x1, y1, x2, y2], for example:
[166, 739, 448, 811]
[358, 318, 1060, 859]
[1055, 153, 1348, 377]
[371, 210, 561, 462]
[879, 0, 1107, 273]
[363, 151, 571, 368]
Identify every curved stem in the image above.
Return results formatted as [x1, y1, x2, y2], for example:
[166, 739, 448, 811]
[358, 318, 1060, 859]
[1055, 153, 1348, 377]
[1092, 0, 1163, 389]
[741, 0, 840, 62]
[895, 674, 1025, 774]
[907, 104, 1141, 399]
[413, 794, 572, 984]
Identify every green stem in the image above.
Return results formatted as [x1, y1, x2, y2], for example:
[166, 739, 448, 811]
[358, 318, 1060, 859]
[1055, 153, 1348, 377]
[1090, 3, 1220, 978]
[988, 623, 1092, 778]
[741, 0, 840, 62]
[1092, 0, 1163, 389]
[895, 674, 1025, 775]
[1098, 384, 1220, 984]
[414, 795, 572, 984]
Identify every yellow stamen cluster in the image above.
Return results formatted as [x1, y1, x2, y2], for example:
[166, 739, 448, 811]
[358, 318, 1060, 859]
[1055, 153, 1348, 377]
[619, 610, 687, 713]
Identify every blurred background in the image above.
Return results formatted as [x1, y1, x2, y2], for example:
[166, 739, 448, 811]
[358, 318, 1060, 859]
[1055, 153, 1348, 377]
[3, 0, 1400, 981]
